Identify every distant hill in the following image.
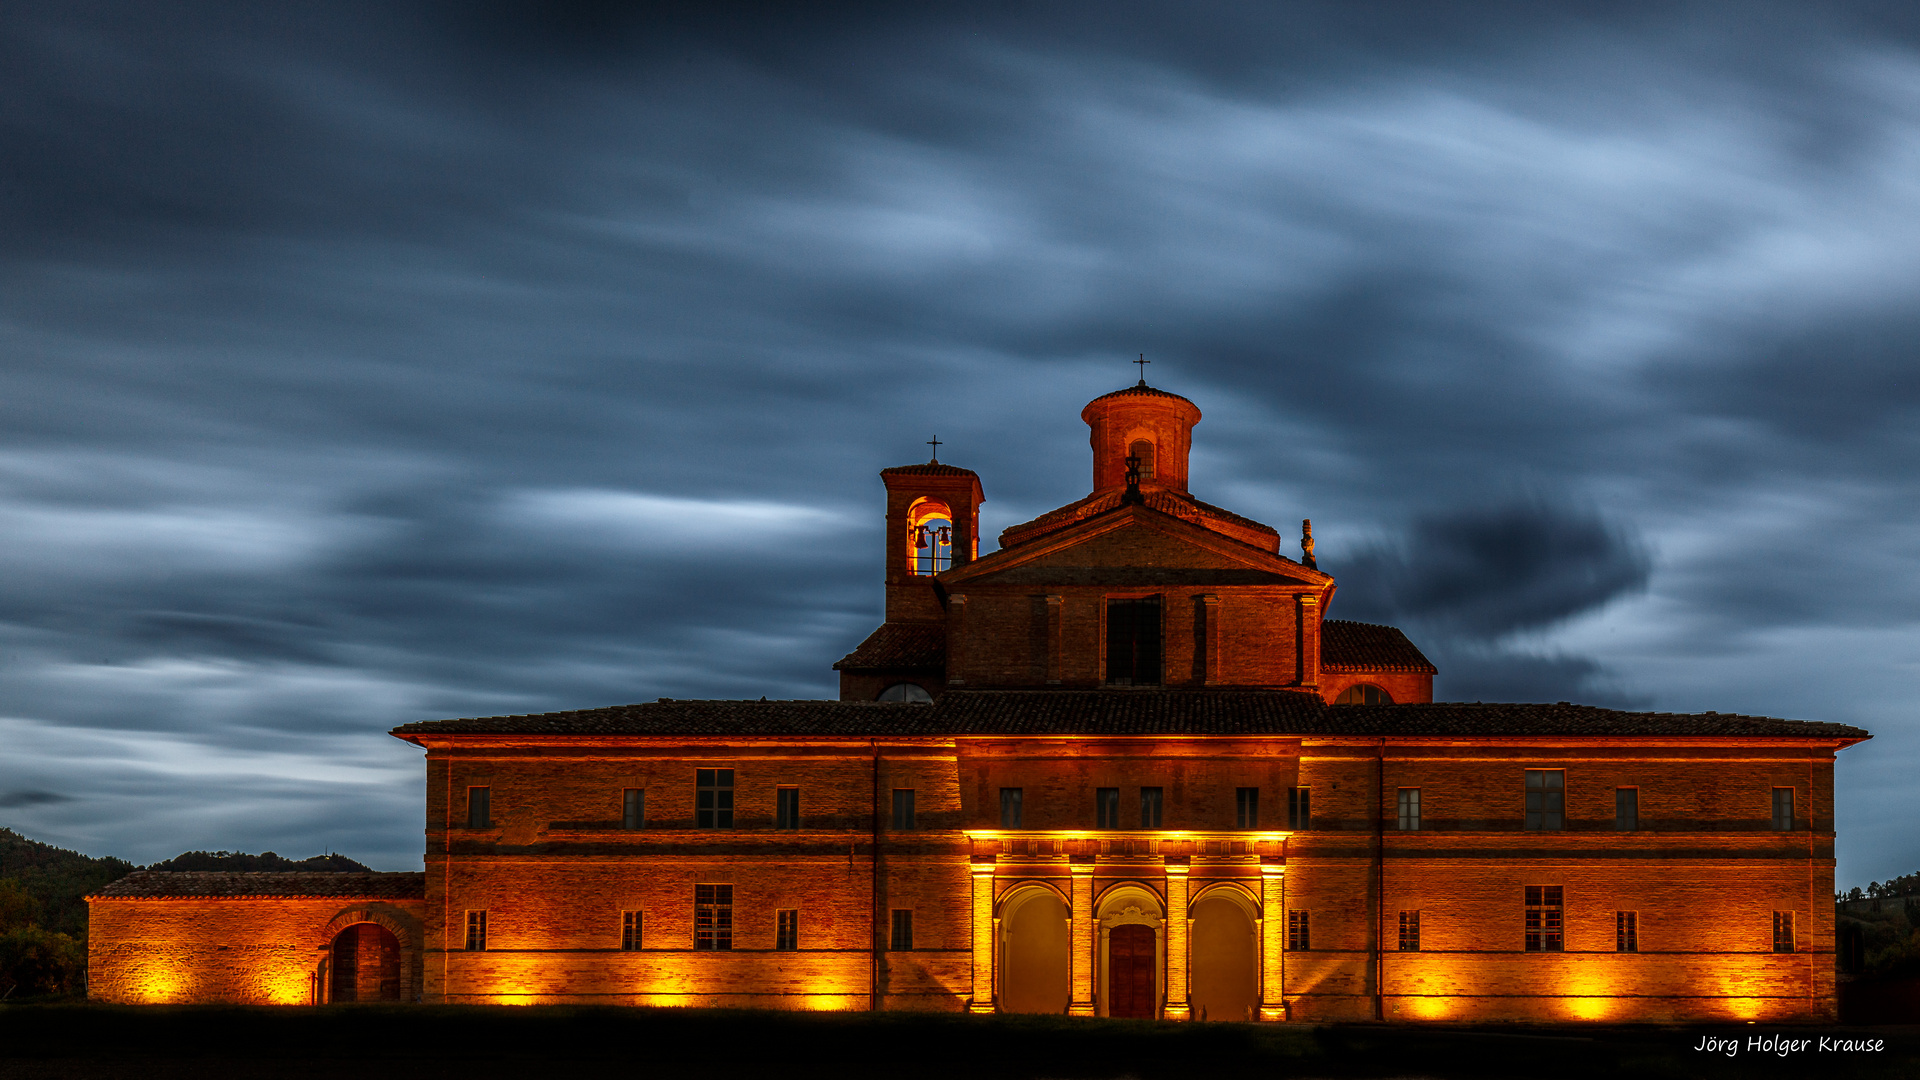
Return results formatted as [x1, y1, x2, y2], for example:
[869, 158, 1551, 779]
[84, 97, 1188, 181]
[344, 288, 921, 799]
[0, 828, 135, 940]
[145, 850, 371, 873]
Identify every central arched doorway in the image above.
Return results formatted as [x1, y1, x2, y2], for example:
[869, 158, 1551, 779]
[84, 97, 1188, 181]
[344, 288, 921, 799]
[999, 885, 1070, 1014]
[1097, 883, 1164, 1019]
[330, 923, 401, 1003]
[1189, 887, 1260, 1022]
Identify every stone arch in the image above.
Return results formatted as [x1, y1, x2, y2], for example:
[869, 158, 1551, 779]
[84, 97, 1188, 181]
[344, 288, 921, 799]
[997, 882, 1071, 1015]
[1096, 882, 1164, 1019]
[317, 904, 423, 1004]
[1188, 882, 1261, 1022]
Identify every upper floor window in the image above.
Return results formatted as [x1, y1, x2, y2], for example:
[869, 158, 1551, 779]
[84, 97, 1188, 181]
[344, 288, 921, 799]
[1397, 788, 1421, 831]
[1772, 787, 1795, 831]
[1334, 684, 1393, 705]
[1524, 885, 1563, 952]
[907, 498, 953, 576]
[1524, 770, 1564, 831]
[1105, 597, 1161, 686]
[623, 788, 645, 831]
[464, 910, 487, 951]
[1139, 787, 1164, 829]
[697, 769, 734, 829]
[892, 789, 916, 830]
[1000, 787, 1023, 828]
[1614, 788, 1637, 832]
[776, 787, 801, 830]
[1128, 439, 1155, 480]
[466, 787, 491, 830]
[1096, 788, 1120, 830]
[1236, 787, 1259, 830]
[1288, 786, 1311, 831]
[890, 909, 914, 951]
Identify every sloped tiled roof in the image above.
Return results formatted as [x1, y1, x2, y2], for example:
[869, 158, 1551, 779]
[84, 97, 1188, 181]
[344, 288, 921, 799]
[91, 870, 426, 900]
[833, 622, 946, 671]
[1320, 620, 1437, 672]
[392, 691, 1867, 741]
[880, 461, 979, 477]
[998, 488, 1282, 552]
[1087, 383, 1197, 407]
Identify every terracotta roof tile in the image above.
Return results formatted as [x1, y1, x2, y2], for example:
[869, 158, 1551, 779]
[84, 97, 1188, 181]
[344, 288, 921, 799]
[91, 870, 426, 900]
[833, 622, 946, 671]
[1087, 383, 1197, 406]
[999, 488, 1280, 551]
[1320, 620, 1437, 673]
[880, 462, 979, 477]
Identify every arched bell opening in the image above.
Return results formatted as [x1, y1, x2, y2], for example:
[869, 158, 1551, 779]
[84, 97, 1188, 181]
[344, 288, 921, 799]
[905, 497, 954, 576]
[1188, 883, 1261, 1022]
[329, 922, 402, 1003]
[997, 883, 1071, 1015]
[1095, 882, 1164, 1019]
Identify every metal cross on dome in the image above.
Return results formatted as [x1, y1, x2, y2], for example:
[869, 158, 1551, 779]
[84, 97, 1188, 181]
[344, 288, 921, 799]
[1135, 354, 1150, 384]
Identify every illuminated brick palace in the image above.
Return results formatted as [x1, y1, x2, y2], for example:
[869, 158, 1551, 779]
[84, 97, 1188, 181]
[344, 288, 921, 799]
[88, 380, 1869, 1022]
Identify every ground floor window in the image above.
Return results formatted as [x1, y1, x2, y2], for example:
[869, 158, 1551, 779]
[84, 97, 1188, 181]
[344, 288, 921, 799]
[777, 909, 798, 950]
[464, 910, 487, 951]
[695, 884, 733, 950]
[1616, 911, 1637, 953]
[1773, 911, 1795, 953]
[890, 909, 913, 950]
[1398, 910, 1420, 951]
[1287, 909, 1310, 951]
[621, 910, 642, 950]
[1525, 886, 1563, 952]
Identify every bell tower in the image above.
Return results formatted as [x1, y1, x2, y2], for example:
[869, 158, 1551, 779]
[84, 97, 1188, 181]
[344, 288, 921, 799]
[879, 452, 983, 623]
[1081, 380, 1202, 496]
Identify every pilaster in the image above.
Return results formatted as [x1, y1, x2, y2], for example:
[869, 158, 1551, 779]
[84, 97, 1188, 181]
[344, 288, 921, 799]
[1068, 863, 1096, 1015]
[1260, 862, 1287, 1021]
[1162, 865, 1191, 1020]
[969, 865, 996, 1013]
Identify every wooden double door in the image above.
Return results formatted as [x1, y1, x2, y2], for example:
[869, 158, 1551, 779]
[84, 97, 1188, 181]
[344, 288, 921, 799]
[1106, 924, 1157, 1019]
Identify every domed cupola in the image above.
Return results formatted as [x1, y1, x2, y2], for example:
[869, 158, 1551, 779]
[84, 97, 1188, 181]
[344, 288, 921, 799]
[1081, 379, 1201, 496]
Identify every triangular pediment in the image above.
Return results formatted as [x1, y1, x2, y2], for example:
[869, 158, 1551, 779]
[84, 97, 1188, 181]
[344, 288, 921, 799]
[945, 503, 1327, 588]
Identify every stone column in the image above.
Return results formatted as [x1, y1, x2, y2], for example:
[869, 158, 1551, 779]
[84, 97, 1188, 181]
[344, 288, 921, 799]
[1259, 862, 1287, 1021]
[969, 865, 996, 1012]
[1163, 863, 1191, 1020]
[1069, 863, 1096, 1015]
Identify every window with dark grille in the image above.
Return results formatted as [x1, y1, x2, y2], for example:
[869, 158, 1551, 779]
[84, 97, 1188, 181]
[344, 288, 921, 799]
[1773, 911, 1795, 953]
[1772, 787, 1794, 831]
[696, 769, 734, 829]
[776, 910, 798, 951]
[621, 910, 642, 951]
[892, 789, 916, 830]
[1398, 910, 1420, 951]
[1287, 909, 1310, 951]
[466, 787, 490, 830]
[623, 788, 645, 830]
[1000, 788, 1023, 828]
[1288, 786, 1311, 830]
[1398, 788, 1421, 831]
[464, 910, 487, 951]
[1525, 885, 1563, 952]
[776, 787, 800, 829]
[695, 884, 733, 950]
[1236, 787, 1259, 830]
[1096, 787, 1119, 829]
[1616, 911, 1637, 953]
[890, 909, 913, 951]
[1614, 788, 1637, 832]
[1140, 787, 1163, 828]
[1525, 770, 1564, 831]
[1105, 598, 1162, 686]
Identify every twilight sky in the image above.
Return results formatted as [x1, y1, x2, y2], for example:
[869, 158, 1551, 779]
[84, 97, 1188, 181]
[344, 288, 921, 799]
[1, 1, 1916, 883]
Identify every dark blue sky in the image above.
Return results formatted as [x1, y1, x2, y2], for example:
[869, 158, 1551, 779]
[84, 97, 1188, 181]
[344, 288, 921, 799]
[1, 1, 1914, 884]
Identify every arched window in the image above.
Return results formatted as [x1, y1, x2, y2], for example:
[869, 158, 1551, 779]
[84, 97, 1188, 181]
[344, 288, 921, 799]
[1335, 684, 1393, 705]
[906, 498, 953, 576]
[1128, 439, 1155, 480]
[877, 683, 932, 703]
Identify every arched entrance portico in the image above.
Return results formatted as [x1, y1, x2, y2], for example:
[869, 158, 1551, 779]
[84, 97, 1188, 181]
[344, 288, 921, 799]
[1096, 883, 1164, 1019]
[999, 884, 1071, 1014]
[1189, 883, 1260, 1022]
[330, 923, 401, 1002]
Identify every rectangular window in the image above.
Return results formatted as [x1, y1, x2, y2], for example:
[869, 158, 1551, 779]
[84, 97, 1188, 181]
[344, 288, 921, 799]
[464, 910, 487, 951]
[1525, 885, 1564, 952]
[1525, 770, 1564, 831]
[1398, 910, 1420, 952]
[1287, 786, 1311, 830]
[622, 788, 645, 831]
[1105, 597, 1162, 686]
[1614, 787, 1637, 832]
[890, 909, 913, 951]
[1616, 911, 1637, 953]
[1772, 787, 1795, 831]
[1773, 911, 1795, 953]
[1286, 909, 1310, 951]
[892, 789, 916, 831]
[1236, 787, 1259, 830]
[621, 910, 642, 951]
[1139, 787, 1163, 828]
[694, 884, 733, 950]
[696, 769, 734, 829]
[1096, 787, 1120, 829]
[776, 787, 801, 830]
[1000, 787, 1023, 828]
[1397, 788, 1421, 831]
[776, 909, 798, 951]
[466, 786, 491, 830]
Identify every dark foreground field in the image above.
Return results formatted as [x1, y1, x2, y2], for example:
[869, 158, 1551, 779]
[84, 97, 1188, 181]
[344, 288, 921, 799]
[0, 1004, 1913, 1080]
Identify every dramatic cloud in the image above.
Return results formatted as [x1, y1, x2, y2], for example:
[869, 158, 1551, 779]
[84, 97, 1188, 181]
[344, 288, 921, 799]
[0, 2, 1914, 883]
